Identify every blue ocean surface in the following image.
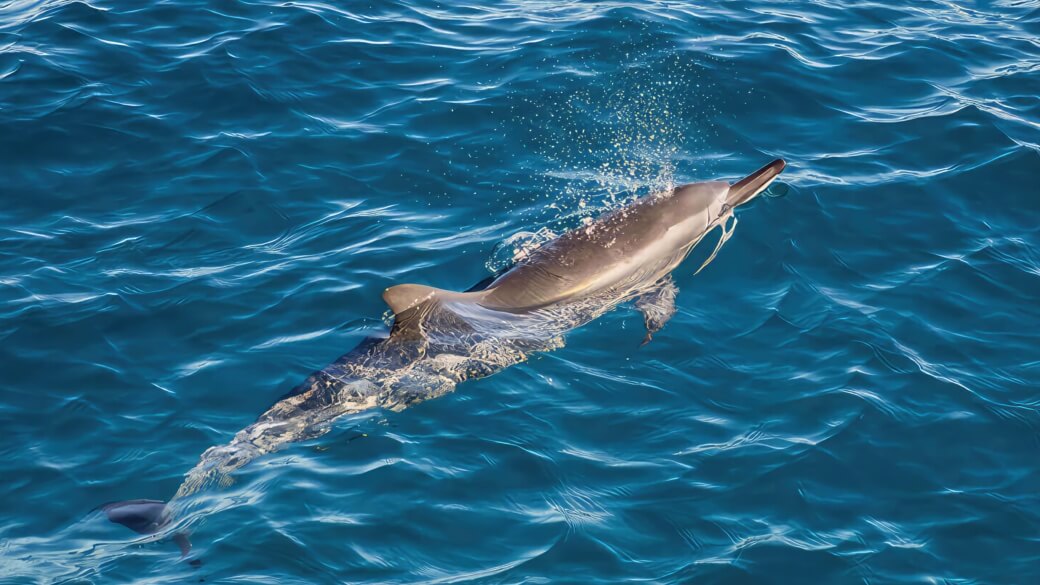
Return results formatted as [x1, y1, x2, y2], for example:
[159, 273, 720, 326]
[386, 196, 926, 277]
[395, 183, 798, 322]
[2, 0, 1039, 582]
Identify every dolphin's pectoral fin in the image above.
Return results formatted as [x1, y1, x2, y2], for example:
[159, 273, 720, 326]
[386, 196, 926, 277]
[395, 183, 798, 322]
[635, 276, 678, 346]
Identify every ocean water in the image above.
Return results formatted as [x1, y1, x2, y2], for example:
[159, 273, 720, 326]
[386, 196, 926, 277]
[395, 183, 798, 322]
[1, 0, 1039, 582]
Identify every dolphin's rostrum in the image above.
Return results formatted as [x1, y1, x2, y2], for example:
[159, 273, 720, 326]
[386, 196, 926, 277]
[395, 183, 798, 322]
[102, 159, 786, 559]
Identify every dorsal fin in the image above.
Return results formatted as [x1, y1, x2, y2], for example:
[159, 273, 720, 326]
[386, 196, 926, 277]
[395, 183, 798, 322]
[383, 284, 442, 315]
[383, 283, 493, 316]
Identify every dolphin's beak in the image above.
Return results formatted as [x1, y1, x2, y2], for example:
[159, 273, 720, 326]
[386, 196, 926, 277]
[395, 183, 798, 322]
[726, 159, 786, 208]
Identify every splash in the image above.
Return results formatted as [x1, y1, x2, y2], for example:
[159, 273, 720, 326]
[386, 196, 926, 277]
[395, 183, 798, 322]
[486, 227, 559, 273]
[513, 49, 722, 228]
[695, 212, 739, 276]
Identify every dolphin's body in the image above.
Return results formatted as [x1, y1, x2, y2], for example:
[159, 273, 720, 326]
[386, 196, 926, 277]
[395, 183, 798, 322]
[103, 159, 786, 558]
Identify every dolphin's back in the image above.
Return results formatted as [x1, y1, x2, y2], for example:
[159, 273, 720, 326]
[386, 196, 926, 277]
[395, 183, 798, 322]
[480, 194, 676, 311]
[383, 180, 729, 317]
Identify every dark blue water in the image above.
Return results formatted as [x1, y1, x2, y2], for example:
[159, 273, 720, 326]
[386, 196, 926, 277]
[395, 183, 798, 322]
[2, 0, 1039, 582]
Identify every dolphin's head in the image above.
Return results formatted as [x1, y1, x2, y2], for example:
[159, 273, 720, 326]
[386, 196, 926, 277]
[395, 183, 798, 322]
[670, 159, 786, 222]
[642, 159, 786, 258]
[669, 180, 730, 223]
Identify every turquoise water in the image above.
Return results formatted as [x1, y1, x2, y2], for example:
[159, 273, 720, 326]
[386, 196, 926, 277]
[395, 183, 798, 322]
[2, 0, 1039, 582]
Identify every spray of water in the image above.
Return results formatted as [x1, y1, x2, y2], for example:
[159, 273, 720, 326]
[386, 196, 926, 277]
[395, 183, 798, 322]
[497, 48, 722, 261]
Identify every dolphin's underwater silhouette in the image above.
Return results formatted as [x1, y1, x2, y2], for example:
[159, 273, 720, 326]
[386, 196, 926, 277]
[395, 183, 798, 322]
[101, 159, 786, 560]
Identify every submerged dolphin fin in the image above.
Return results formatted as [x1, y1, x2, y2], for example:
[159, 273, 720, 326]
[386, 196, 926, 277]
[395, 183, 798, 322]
[101, 499, 196, 562]
[635, 276, 678, 346]
[102, 499, 170, 534]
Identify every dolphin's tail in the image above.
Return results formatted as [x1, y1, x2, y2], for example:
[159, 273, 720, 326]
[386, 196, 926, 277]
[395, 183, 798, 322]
[98, 439, 256, 564]
[727, 159, 786, 208]
[100, 499, 194, 560]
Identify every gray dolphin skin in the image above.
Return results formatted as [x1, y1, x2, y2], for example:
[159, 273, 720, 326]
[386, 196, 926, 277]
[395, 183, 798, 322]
[103, 159, 786, 560]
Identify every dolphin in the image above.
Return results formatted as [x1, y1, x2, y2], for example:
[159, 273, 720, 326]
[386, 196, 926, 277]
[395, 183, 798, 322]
[102, 159, 786, 560]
